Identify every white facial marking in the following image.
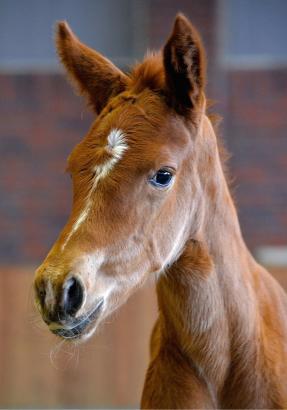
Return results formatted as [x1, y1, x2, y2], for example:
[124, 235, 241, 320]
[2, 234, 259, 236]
[61, 129, 128, 250]
[107, 128, 128, 159]
[45, 280, 55, 311]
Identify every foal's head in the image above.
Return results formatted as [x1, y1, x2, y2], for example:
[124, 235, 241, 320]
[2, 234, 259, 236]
[34, 14, 215, 341]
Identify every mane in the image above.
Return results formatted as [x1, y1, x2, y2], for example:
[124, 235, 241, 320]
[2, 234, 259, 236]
[207, 104, 233, 196]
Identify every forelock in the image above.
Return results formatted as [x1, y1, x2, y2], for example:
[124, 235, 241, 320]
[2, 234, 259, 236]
[129, 53, 165, 94]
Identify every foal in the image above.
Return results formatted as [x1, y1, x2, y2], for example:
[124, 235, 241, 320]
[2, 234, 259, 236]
[34, 14, 287, 408]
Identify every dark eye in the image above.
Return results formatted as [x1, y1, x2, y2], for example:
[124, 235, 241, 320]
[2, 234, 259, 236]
[149, 168, 174, 188]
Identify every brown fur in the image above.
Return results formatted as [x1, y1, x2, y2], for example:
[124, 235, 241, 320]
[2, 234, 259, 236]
[34, 14, 287, 408]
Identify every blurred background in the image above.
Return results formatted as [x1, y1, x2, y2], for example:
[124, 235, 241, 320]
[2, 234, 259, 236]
[0, 0, 286, 408]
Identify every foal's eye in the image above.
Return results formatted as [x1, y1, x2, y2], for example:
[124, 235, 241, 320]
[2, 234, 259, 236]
[149, 168, 174, 189]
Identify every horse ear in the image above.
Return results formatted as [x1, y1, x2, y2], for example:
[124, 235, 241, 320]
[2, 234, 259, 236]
[163, 14, 206, 115]
[56, 22, 128, 114]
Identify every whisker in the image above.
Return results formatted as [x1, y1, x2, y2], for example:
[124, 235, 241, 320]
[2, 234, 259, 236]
[49, 339, 66, 370]
[49, 337, 81, 371]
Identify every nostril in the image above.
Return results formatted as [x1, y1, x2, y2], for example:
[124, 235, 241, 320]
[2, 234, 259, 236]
[35, 280, 46, 307]
[39, 289, 46, 304]
[62, 276, 84, 316]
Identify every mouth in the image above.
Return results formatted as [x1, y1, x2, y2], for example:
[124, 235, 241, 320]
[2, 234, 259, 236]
[51, 298, 104, 340]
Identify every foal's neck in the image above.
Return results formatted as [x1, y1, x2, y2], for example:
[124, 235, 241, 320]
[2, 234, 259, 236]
[199, 121, 250, 277]
[156, 116, 256, 388]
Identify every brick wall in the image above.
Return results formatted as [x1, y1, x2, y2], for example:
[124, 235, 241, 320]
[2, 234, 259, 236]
[0, 74, 92, 263]
[226, 70, 287, 249]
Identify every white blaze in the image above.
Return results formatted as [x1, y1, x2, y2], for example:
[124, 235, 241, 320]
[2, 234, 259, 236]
[61, 129, 128, 250]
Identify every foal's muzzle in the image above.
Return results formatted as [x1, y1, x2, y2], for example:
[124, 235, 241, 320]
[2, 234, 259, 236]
[35, 274, 106, 339]
[35, 275, 85, 323]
